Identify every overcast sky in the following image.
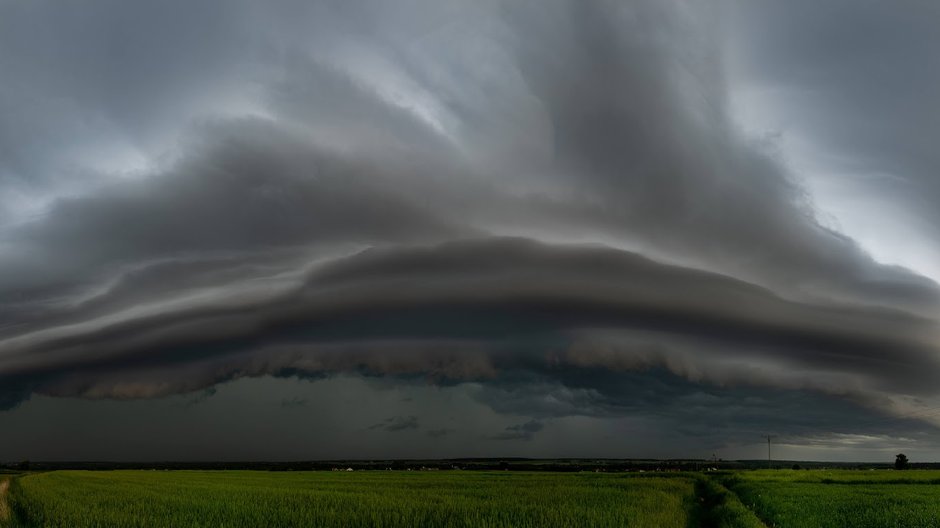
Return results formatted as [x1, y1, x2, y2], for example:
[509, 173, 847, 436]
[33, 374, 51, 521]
[1, 0, 939, 462]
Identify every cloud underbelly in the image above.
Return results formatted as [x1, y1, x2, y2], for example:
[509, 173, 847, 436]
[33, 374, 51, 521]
[1, 238, 936, 421]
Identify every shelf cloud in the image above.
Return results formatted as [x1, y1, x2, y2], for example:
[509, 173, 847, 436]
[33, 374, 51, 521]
[1, 0, 938, 459]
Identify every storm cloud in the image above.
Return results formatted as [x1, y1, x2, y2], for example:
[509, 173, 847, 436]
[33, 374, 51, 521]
[492, 420, 544, 441]
[369, 415, 420, 433]
[1, 0, 938, 459]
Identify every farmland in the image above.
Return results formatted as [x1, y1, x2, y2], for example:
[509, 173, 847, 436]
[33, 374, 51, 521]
[0, 475, 10, 524]
[3, 468, 940, 527]
[725, 470, 940, 528]
[4, 470, 703, 528]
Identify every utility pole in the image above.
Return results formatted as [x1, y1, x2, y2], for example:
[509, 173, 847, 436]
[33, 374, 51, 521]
[763, 435, 777, 469]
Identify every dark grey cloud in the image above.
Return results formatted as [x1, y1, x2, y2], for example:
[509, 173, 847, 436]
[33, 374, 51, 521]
[491, 420, 544, 441]
[369, 415, 419, 432]
[0, 0, 938, 458]
[1, 375, 935, 462]
[471, 368, 940, 449]
[426, 428, 455, 439]
[0, 119, 468, 304]
[177, 387, 217, 409]
[1, 0, 934, 312]
[1, 238, 936, 422]
[279, 396, 307, 409]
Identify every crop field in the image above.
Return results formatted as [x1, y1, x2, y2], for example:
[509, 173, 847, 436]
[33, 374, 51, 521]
[4, 469, 940, 527]
[725, 470, 940, 528]
[0, 475, 10, 525]
[3, 470, 703, 528]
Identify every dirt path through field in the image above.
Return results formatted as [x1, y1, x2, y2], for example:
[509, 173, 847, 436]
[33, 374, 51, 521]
[0, 477, 10, 522]
[693, 476, 769, 528]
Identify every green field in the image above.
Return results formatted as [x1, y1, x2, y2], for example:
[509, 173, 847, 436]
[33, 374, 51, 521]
[5, 469, 940, 527]
[0, 475, 10, 525]
[4, 471, 703, 528]
[725, 470, 940, 528]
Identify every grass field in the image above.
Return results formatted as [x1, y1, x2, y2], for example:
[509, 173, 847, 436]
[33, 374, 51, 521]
[726, 470, 940, 528]
[5, 470, 701, 528]
[7, 468, 940, 527]
[0, 475, 11, 525]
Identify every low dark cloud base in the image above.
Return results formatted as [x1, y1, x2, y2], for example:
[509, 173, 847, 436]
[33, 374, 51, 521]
[0, 0, 938, 456]
[1, 238, 937, 440]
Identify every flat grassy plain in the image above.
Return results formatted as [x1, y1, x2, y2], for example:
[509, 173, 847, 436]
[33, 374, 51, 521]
[0, 475, 10, 525]
[6, 468, 940, 527]
[726, 470, 940, 528]
[5, 470, 699, 528]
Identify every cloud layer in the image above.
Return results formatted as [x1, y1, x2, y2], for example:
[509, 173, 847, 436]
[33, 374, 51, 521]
[1, 0, 938, 456]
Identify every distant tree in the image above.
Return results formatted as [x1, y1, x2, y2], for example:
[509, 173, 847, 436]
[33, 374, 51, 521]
[17, 460, 30, 471]
[895, 453, 910, 470]
[791, 464, 802, 470]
